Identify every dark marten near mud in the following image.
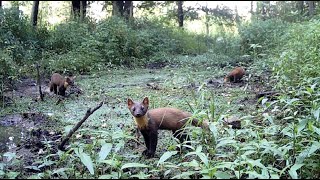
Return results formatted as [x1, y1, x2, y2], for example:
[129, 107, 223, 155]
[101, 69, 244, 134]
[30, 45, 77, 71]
[224, 67, 245, 83]
[127, 97, 209, 158]
[49, 73, 76, 96]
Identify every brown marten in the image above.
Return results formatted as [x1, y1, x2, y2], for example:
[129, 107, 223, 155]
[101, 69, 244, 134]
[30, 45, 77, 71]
[49, 73, 76, 96]
[127, 97, 208, 158]
[224, 67, 245, 83]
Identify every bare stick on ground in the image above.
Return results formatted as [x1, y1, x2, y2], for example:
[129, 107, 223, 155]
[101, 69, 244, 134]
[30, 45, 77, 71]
[58, 101, 104, 150]
[36, 63, 44, 101]
[256, 91, 279, 99]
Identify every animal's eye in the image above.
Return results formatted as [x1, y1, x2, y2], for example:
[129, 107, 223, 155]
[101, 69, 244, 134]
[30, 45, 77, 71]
[132, 107, 135, 112]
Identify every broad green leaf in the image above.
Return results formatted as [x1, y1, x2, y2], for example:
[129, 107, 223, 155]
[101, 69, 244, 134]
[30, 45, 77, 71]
[248, 171, 268, 179]
[52, 168, 68, 178]
[296, 141, 320, 163]
[270, 173, 280, 179]
[288, 164, 304, 179]
[157, 151, 178, 166]
[314, 126, 320, 135]
[121, 163, 149, 170]
[27, 175, 42, 179]
[99, 172, 118, 179]
[297, 119, 308, 134]
[197, 153, 209, 167]
[3, 152, 16, 162]
[130, 171, 151, 179]
[7, 171, 20, 179]
[171, 171, 194, 179]
[281, 126, 293, 137]
[216, 139, 237, 148]
[98, 143, 112, 162]
[261, 98, 268, 105]
[242, 150, 256, 156]
[313, 108, 319, 121]
[196, 145, 203, 153]
[215, 171, 230, 179]
[64, 125, 74, 135]
[38, 160, 55, 168]
[209, 123, 218, 141]
[78, 152, 94, 175]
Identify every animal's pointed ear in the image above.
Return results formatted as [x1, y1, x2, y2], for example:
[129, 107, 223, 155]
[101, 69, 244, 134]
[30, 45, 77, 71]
[142, 97, 149, 106]
[127, 98, 134, 108]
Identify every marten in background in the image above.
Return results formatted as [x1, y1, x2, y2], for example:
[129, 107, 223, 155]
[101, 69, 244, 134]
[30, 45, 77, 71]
[224, 67, 245, 83]
[49, 73, 76, 96]
[127, 97, 208, 158]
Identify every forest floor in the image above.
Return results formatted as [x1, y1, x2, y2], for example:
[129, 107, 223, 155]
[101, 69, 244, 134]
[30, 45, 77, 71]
[0, 55, 275, 178]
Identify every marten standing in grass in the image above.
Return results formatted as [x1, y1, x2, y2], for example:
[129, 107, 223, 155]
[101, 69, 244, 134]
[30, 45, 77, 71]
[224, 67, 245, 83]
[49, 73, 76, 96]
[127, 97, 209, 158]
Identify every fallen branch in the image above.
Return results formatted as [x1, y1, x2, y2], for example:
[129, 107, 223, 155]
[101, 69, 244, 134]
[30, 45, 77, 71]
[256, 91, 279, 99]
[36, 63, 44, 101]
[58, 101, 104, 150]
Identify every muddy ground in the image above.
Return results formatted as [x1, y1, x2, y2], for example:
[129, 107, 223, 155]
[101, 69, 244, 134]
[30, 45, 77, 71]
[0, 64, 276, 178]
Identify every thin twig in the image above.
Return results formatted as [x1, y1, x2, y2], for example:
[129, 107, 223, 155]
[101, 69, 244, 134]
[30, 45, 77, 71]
[58, 101, 104, 150]
[36, 63, 44, 101]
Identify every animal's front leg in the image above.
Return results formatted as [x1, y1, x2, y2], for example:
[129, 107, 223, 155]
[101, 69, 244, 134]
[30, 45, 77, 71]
[140, 130, 150, 156]
[146, 130, 158, 158]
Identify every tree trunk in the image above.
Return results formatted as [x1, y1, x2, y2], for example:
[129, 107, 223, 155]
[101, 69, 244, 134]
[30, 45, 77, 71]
[250, 1, 253, 14]
[266, 1, 270, 17]
[72, 1, 87, 20]
[31, 1, 39, 26]
[123, 1, 133, 20]
[112, 1, 124, 16]
[261, 1, 266, 20]
[0, 1, 2, 8]
[297, 1, 304, 14]
[307, 1, 315, 16]
[177, 1, 183, 28]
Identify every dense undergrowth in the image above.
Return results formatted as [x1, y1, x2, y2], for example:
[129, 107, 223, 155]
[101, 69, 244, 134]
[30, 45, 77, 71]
[0, 6, 319, 179]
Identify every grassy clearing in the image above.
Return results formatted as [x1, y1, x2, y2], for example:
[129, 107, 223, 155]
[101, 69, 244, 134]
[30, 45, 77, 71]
[0, 54, 260, 178]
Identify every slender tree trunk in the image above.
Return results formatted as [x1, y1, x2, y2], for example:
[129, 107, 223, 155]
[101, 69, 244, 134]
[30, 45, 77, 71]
[31, 1, 40, 26]
[72, 1, 87, 20]
[112, 1, 124, 16]
[80, 1, 84, 21]
[297, 1, 304, 15]
[307, 1, 315, 16]
[250, 1, 253, 14]
[261, 1, 266, 20]
[123, 1, 133, 20]
[266, 1, 270, 17]
[0, 1, 2, 8]
[177, 1, 183, 28]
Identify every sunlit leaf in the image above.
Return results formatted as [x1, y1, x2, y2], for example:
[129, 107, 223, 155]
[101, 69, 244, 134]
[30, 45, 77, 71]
[77, 152, 94, 175]
[98, 143, 112, 162]
[121, 163, 149, 170]
[288, 164, 304, 179]
[157, 151, 178, 166]
[296, 141, 320, 163]
[215, 171, 230, 179]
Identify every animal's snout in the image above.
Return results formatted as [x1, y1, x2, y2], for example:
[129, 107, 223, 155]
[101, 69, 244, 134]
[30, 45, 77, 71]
[135, 113, 142, 117]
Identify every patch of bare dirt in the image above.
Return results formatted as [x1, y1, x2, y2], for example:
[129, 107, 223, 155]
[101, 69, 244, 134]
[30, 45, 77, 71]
[0, 112, 64, 176]
[2, 77, 82, 104]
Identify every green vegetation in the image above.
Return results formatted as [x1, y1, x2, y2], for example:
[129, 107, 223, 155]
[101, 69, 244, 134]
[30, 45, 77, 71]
[0, 1, 319, 179]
